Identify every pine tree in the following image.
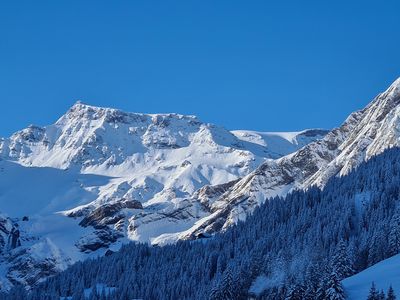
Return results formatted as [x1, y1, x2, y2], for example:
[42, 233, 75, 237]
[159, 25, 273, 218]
[219, 266, 236, 299]
[389, 208, 400, 256]
[304, 262, 320, 299]
[378, 290, 385, 300]
[332, 240, 354, 280]
[325, 272, 345, 300]
[210, 265, 238, 300]
[367, 282, 379, 300]
[387, 285, 396, 300]
[315, 273, 329, 300]
[285, 283, 305, 300]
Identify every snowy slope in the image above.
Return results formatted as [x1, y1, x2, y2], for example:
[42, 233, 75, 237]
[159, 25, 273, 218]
[232, 129, 328, 159]
[343, 254, 400, 300]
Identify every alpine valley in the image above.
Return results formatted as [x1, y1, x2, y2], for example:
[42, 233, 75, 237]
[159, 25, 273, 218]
[1, 77, 400, 299]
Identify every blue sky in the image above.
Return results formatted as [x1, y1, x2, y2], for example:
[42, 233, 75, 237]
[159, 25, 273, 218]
[0, 1, 399, 136]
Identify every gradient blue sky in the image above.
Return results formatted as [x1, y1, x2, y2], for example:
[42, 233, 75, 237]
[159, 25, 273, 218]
[1, 1, 399, 136]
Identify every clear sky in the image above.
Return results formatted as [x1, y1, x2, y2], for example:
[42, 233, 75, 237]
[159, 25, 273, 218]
[1, 1, 399, 137]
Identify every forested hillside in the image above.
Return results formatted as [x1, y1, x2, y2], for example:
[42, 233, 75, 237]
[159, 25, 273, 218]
[4, 147, 400, 300]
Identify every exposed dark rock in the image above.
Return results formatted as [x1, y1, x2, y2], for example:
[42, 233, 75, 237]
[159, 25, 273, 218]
[76, 229, 122, 253]
[79, 200, 143, 229]
[9, 227, 21, 249]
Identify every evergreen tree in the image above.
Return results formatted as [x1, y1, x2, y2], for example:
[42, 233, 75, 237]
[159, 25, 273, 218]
[378, 290, 385, 300]
[303, 262, 320, 299]
[210, 279, 222, 300]
[367, 282, 379, 300]
[285, 283, 305, 300]
[387, 285, 396, 300]
[209, 266, 235, 300]
[389, 208, 400, 256]
[219, 265, 236, 299]
[332, 240, 354, 280]
[325, 272, 345, 300]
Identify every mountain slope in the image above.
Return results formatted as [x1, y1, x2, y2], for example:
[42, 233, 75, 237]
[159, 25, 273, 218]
[180, 78, 400, 239]
[231, 129, 329, 159]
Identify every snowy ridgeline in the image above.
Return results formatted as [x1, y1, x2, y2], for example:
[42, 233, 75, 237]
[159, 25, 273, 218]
[343, 254, 400, 300]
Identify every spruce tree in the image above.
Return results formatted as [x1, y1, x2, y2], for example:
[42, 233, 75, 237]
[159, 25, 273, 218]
[325, 272, 345, 300]
[285, 283, 305, 300]
[378, 290, 385, 300]
[387, 285, 396, 300]
[332, 240, 354, 280]
[389, 208, 400, 256]
[367, 282, 379, 300]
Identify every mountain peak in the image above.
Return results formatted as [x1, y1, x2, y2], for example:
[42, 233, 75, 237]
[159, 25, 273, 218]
[63, 101, 201, 125]
[69, 100, 93, 111]
[386, 77, 400, 98]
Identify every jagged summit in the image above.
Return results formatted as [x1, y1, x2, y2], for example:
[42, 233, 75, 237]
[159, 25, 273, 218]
[384, 76, 400, 98]
[61, 101, 201, 125]
[1, 101, 325, 170]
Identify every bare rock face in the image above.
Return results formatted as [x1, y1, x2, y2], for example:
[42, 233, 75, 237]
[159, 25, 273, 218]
[75, 229, 123, 253]
[0, 215, 13, 254]
[79, 200, 143, 229]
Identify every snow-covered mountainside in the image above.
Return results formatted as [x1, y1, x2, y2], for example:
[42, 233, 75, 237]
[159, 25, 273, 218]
[0, 76, 399, 289]
[0, 102, 326, 289]
[231, 129, 329, 159]
[179, 77, 400, 239]
[343, 254, 400, 299]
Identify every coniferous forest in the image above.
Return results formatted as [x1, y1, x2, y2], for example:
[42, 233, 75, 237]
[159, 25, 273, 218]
[4, 147, 400, 300]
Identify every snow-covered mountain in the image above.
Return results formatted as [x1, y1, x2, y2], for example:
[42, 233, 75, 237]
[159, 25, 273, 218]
[0, 77, 399, 290]
[0, 102, 326, 289]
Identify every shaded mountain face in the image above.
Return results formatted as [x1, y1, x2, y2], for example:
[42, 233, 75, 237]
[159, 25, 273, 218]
[0, 102, 326, 289]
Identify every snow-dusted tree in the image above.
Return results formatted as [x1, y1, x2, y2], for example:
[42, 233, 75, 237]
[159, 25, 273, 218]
[368, 231, 387, 266]
[367, 282, 379, 300]
[285, 283, 305, 300]
[210, 265, 236, 300]
[303, 262, 321, 299]
[332, 240, 354, 280]
[220, 265, 236, 299]
[325, 272, 345, 300]
[389, 208, 400, 256]
[387, 285, 396, 300]
[378, 290, 385, 300]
